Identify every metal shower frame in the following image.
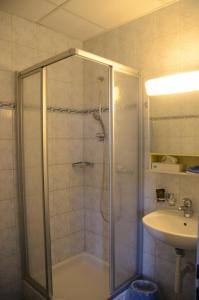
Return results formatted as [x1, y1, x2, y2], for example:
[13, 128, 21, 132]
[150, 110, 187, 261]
[16, 48, 143, 300]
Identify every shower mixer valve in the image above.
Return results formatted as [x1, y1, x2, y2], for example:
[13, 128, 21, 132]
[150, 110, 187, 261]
[178, 198, 193, 218]
[96, 132, 105, 141]
[92, 111, 106, 142]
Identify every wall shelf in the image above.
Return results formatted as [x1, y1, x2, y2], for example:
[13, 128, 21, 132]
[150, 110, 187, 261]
[147, 169, 199, 177]
[148, 153, 199, 176]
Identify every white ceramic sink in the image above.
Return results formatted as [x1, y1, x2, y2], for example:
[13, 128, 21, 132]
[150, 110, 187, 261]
[142, 210, 198, 250]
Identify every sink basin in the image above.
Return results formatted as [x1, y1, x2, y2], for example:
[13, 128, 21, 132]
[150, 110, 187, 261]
[142, 210, 198, 250]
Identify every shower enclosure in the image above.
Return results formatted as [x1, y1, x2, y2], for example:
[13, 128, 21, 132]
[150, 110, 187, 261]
[16, 48, 141, 300]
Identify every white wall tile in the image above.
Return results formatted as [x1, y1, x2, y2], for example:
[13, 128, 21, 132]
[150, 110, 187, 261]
[0, 11, 12, 42]
[0, 140, 14, 170]
[54, 213, 69, 239]
[49, 113, 70, 139]
[83, 114, 102, 139]
[0, 170, 15, 200]
[0, 71, 14, 102]
[52, 138, 70, 164]
[0, 39, 12, 71]
[84, 139, 103, 163]
[0, 10, 83, 299]
[68, 114, 84, 139]
[0, 227, 18, 259]
[142, 253, 155, 279]
[52, 164, 70, 190]
[84, 187, 101, 211]
[85, 2, 198, 298]
[54, 236, 71, 263]
[85, 210, 108, 237]
[0, 254, 21, 287]
[85, 231, 108, 261]
[84, 163, 103, 188]
[12, 44, 37, 71]
[68, 210, 84, 233]
[69, 231, 84, 256]
[0, 110, 13, 138]
[155, 257, 175, 299]
[53, 189, 70, 215]
[69, 187, 84, 211]
[0, 199, 16, 230]
[68, 165, 84, 187]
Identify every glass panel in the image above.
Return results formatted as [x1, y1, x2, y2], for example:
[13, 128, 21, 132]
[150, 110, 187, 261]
[46, 56, 110, 300]
[22, 71, 47, 288]
[113, 70, 139, 289]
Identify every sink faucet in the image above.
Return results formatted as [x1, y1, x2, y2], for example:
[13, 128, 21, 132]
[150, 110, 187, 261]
[178, 198, 193, 218]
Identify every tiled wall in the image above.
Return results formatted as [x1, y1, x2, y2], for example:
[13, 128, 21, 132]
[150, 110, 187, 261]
[1, 1, 199, 299]
[46, 58, 110, 265]
[47, 57, 85, 264]
[113, 72, 139, 287]
[84, 1, 199, 299]
[83, 61, 110, 261]
[23, 72, 47, 286]
[0, 109, 19, 299]
[0, 10, 81, 299]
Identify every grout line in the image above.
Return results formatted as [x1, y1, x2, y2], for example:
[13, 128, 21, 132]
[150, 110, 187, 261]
[0, 101, 109, 113]
[51, 229, 84, 242]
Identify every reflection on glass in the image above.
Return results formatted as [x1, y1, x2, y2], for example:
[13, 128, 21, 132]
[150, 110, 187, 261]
[113, 71, 139, 288]
[23, 73, 47, 287]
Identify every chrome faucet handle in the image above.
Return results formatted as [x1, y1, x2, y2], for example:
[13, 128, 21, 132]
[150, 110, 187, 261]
[182, 198, 192, 208]
[178, 198, 193, 218]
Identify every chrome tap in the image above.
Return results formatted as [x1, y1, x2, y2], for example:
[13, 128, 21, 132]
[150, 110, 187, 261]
[178, 198, 193, 218]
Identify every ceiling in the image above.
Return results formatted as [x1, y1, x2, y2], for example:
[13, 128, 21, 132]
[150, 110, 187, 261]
[0, 0, 178, 41]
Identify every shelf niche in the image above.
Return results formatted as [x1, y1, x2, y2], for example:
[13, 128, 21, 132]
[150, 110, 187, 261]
[149, 153, 199, 176]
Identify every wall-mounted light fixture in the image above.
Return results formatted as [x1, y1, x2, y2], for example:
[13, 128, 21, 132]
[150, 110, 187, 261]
[145, 71, 199, 96]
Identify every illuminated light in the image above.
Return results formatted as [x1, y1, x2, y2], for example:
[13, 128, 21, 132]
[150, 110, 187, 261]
[145, 71, 199, 96]
[114, 86, 120, 102]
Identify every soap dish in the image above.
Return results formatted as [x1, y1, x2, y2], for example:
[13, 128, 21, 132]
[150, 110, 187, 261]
[72, 161, 94, 168]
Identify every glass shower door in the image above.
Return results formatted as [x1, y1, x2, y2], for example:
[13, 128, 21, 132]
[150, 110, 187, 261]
[110, 69, 140, 291]
[17, 68, 52, 298]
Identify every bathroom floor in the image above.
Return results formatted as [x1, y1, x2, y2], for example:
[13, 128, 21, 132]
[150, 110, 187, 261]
[53, 252, 109, 300]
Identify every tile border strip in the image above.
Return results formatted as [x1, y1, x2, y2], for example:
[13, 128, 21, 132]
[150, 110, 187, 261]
[0, 102, 109, 114]
[0, 102, 16, 110]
